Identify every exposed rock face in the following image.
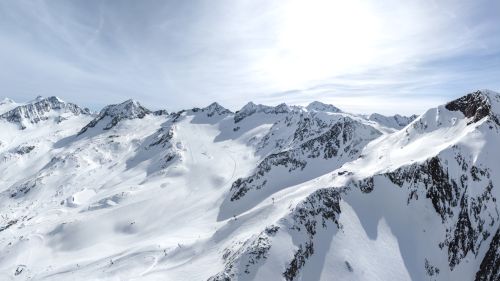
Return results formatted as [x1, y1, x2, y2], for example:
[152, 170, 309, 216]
[0, 219, 18, 232]
[385, 152, 498, 271]
[208, 227, 277, 281]
[0, 96, 89, 129]
[153, 109, 169, 116]
[145, 122, 179, 167]
[78, 99, 151, 135]
[291, 114, 332, 144]
[255, 111, 348, 153]
[283, 188, 342, 281]
[386, 157, 460, 221]
[149, 126, 174, 148]
[8, 177, 42, 198]
[445, 90, 500, 125]
[230, 117, 381, 201]
[15, 145, 35, 155]
[475, 227, 500, 281]
[234, 102, 266, 123]
[211, 188, 343, 281]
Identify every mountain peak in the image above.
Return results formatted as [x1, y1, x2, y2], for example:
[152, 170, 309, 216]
[30, 95, 44, 103]
[235, 102, 295, 123]
[0, 95, 89, 129]
[122, 98, 140, 106]
[238, 101, 258, 112]
[368, 113, 418, 129]
[41, 96, 65, 105]
[0, 97, 15, 105]
[244, 101, 257, 107]
[207, 101, 222, 107]
[235, 102, 266, 122]
[201, 102, 232, 117]
[273, 103, 291, 113]
[445, 90, 500, 125]
[47, 95, 62, 102]
[107, 99, 150, 116]
[78, 99, 151, 135]
[306, 101, 341, 113]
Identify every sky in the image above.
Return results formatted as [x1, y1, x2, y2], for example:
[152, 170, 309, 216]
[0, 0, 499, 114]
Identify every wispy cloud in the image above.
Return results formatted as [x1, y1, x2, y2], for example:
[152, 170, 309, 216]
[0, 0, 499, 114]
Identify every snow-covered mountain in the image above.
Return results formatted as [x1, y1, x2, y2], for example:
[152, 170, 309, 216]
[78, 99, 150, 135]
[366, 113, 418, 130]
[0, 96, 90, 130]
[0, 90, 499, 281]
[305, 101, 342, 113]
[0, 98, 19, 115]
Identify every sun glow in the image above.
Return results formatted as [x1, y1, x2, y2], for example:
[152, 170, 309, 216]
[263, 0, 383, 89]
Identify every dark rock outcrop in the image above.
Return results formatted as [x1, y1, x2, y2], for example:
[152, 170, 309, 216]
[445, 90, 499, 125]
[284, 188, 343, 281]
[475, 227, 500, 281]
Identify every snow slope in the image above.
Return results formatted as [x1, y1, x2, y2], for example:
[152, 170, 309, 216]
[366, 113, 418, 130]
[0, 90, 499, 281]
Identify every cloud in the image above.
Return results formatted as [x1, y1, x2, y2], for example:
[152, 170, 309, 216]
[0, 0, 499, 114]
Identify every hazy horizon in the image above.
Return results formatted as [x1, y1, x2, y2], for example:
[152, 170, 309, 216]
[1, 0, 499, 114]
[1, 88, 498, 116]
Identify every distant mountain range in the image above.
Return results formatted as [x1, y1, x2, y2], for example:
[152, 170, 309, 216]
[0, 90, 498, 281]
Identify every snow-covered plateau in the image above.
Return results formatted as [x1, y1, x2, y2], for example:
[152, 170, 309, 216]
[0, 90, 499, 281]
